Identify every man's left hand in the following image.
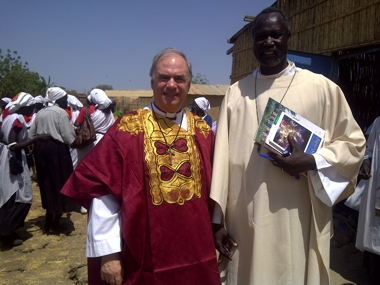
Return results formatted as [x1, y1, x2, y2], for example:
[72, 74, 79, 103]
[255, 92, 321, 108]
[212, 223, 237, 261]
[100, 253, 124, 285]
[269, 134, 316, 176]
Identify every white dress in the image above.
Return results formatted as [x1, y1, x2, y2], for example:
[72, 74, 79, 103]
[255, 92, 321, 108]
[0, 114, 32, 208]
[356, 116, 380, 255]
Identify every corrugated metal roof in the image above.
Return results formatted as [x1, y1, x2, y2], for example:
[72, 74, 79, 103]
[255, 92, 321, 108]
[105, 84, 229, 98]
[105, 89, 153, 98]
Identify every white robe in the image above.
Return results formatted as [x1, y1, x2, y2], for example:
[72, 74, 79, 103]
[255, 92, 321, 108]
[71, 109, 80, 124]
[0, 114, 32, 208]
[210, 67, 365, 285]
[356, 116, 380, 255]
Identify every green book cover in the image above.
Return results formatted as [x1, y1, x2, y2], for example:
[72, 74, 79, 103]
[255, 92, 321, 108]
[254, 97, 325, 155]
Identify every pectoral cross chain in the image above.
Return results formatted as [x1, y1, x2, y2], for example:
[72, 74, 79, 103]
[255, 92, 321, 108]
[150, 102, 184, 166]
[167, 145, 175, 165]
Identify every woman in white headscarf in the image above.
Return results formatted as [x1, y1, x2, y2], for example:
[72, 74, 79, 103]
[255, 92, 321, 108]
[67, 94, 83, 124]
[29, 87, 78, 234]
[33, 95, 46, 113]
[191, 97, 212, 127]
[72, 89, 115, 215]
[0, 97, 11, 126]
[66, 94, 83, 172]
[74, 88, 115, 162]
[23, 95, 46, 181]
[0, 93, 49, 246]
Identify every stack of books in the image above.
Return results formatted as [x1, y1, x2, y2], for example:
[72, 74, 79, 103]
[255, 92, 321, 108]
[254, 98, 325, 156]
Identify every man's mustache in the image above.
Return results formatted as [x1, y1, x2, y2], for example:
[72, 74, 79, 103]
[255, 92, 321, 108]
[259, 48, 280, 55]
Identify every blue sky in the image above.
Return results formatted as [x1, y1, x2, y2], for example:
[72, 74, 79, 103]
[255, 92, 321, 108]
[1, 0, 274, 93]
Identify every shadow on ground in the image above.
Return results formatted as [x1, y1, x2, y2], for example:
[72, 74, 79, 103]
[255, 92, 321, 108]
[330, 202, 370, 285]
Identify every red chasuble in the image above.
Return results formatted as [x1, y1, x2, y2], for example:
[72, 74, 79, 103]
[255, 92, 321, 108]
[61, 109, 220, 285]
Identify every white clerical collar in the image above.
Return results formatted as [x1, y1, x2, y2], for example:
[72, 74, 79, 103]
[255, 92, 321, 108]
[145, 103, 188, 130]
[148, 103, 184, 120]
[255, 60, 300, 79]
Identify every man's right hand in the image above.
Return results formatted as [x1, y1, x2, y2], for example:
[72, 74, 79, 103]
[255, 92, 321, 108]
[359, 162, 371, 180]
[212, 223, 237, 261]
[100, 253, 124, 285]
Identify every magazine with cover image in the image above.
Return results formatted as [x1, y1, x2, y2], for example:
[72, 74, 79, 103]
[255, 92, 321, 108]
[254, 97, 325, 156]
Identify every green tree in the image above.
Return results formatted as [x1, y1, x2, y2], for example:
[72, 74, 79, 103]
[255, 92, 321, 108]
[66, 89, 78, 96]
[0, 49, 50, 96]
[191, 73, 209, 84]
[93, 84, 113, 90]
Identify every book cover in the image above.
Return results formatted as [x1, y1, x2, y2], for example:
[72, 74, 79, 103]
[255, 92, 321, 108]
[254, 98, 325, 155]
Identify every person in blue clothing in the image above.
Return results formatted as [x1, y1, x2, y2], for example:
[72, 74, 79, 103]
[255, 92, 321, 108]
[192, 97, 212, 127]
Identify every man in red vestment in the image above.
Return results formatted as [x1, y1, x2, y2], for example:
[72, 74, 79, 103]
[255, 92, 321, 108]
[61, 48, 220, 285]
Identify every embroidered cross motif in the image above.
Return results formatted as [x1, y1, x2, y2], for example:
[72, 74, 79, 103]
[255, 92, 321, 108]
[167, 145, 174, 165]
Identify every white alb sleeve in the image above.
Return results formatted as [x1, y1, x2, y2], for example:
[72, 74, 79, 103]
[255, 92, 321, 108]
[212, 203, 223, 224]
[310, 153, 349, 207]
[86, 194, 122, 257]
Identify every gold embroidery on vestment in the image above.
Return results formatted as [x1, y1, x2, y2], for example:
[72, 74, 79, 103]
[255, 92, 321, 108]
[140, 110, 202, 205]
[117, 113, 143, 135]
[195, 117, 210, 139]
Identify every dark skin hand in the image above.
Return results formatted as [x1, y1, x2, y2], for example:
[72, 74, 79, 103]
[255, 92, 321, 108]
[8, 131, 51, 152]
[358, 161, 371, 180]
[268, 134, 316, 176]
[212, 223, 238, 261]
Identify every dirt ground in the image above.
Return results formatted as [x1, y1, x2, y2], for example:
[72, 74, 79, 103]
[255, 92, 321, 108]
[0, 182, 371, 284]
[0, 182, 88, 284]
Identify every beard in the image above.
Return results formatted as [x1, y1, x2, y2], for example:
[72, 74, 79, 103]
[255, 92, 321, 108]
[259, 56, 282, 67]
[257, 49, 286, 68]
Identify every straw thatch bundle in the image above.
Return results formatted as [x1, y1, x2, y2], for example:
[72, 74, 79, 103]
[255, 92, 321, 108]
[230, 0, 380, 84]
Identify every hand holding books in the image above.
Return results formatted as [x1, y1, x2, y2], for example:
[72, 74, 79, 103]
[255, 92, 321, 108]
[267, 134, 317, 179]
[255, 97, 325, 180]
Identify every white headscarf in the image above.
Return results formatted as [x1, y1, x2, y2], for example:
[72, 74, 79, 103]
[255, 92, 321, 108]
[89, 89, 112, 110]
[46, 87, 67, 103]
[7, 92, 36, 114]
[194, 97, 211, 114]
[1, 97, 11, 104]
[67, 94, 83, 108]
[34, 95, 45, 104]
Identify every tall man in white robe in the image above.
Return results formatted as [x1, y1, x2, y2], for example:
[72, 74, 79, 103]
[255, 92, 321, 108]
[355, 116, 380, 283]
[211, 7, 365, 285]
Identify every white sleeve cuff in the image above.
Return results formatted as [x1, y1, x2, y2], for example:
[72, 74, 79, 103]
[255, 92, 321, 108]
[86, 194, 122, 257]
[310, 153, 349, 207]
[212, 203, 223, 224]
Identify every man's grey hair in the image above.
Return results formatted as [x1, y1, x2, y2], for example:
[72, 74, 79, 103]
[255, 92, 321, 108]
[149, 48, 193, 80]
[252, 7, 291, 36]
